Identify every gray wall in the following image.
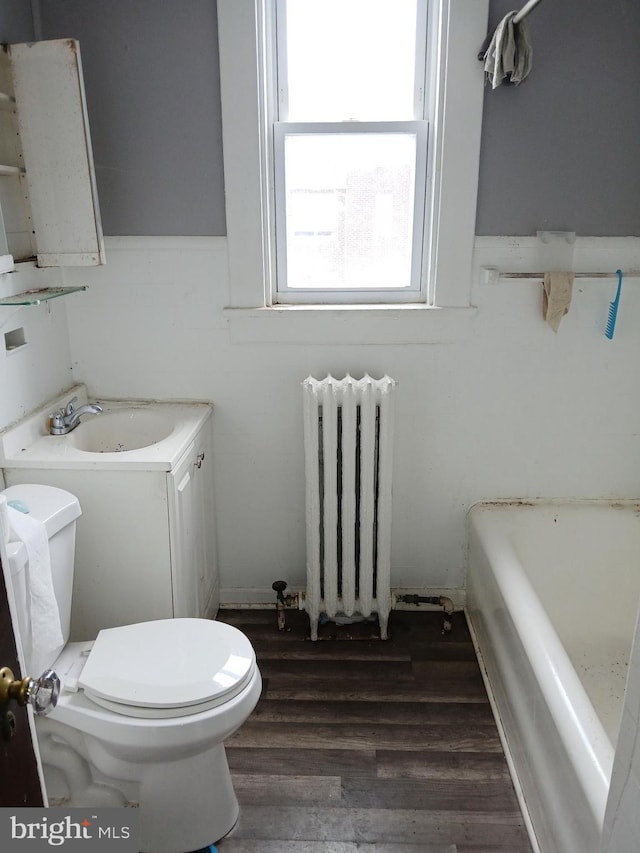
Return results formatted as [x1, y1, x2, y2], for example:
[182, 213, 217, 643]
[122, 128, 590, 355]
[2, 0, 639, 237]
[1, 0, 33, 42]
[37, 0, 226, 236]
[477, 0, 640, 235]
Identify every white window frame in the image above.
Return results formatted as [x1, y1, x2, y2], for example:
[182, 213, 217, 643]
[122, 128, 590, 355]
[218, 0, 489, 342]
[273, 0, 429, 305]
[274, 120, 428, 303]
[275, 0, 429, 124]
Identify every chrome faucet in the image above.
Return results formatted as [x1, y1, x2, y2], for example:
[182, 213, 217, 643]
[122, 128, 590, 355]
[49, 396, 102, 435]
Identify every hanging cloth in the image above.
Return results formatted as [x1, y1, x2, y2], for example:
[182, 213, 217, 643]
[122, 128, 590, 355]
[483, 11, 533, 89]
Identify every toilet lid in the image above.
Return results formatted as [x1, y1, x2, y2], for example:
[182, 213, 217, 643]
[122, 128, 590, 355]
[78, 619, 255, 716]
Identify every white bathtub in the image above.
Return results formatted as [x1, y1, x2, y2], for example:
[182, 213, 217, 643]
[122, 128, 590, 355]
[466, 500, 640, 853]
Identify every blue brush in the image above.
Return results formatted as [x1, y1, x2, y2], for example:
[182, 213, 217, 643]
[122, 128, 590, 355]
[605, 269, 623, 340]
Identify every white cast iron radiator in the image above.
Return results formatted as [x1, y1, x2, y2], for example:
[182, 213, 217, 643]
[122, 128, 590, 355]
[302, 374, 397, 641]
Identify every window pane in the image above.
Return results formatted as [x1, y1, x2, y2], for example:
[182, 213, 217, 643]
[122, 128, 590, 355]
[281, 133, 418, 290]
[283, 0, 419, 121]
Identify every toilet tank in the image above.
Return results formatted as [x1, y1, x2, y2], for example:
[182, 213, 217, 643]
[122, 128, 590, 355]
[1, 484, 81, 670]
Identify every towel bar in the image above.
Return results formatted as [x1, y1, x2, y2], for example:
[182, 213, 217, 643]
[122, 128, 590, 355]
[481, 268, 640, 285]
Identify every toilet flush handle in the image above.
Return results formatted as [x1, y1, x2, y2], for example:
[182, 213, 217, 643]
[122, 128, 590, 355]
[0, 666, 60, 716]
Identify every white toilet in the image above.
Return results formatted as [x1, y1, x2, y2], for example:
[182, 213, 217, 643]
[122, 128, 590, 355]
[1, 483, 261, 853]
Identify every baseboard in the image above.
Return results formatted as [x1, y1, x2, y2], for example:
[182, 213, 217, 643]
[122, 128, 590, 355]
[219, 586, 466, 610]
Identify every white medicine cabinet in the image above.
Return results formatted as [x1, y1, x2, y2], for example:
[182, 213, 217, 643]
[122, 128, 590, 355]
[0, 38, 104, 272]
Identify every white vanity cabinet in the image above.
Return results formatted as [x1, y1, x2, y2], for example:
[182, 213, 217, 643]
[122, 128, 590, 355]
[2, 402, 218, 640]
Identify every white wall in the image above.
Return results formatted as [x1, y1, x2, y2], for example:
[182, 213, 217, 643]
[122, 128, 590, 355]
[0, 263, 74, 430]
[53, 235, 640, 603]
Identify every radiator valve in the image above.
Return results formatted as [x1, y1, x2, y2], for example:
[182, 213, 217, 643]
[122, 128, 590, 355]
[271, 580, 298, 632]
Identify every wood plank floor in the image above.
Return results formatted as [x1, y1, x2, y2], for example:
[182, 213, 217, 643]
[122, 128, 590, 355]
[216, 608, 533, 853]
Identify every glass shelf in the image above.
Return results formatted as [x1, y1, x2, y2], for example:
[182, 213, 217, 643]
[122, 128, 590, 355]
[0, 286, 87, 306]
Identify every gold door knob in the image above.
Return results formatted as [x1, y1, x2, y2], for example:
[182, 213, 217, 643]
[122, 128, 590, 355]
[0, 666, 60, 716]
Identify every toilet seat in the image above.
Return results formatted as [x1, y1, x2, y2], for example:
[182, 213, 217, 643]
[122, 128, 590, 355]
[76, 618, 256, 719]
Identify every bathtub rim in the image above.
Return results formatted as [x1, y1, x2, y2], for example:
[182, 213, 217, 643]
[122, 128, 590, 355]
[465, 498, 633, 834]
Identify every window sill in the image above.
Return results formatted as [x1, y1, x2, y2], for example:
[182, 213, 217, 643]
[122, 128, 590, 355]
[223, 303, 477, 345]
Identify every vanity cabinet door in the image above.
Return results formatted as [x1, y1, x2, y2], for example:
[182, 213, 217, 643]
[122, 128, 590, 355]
[196, 420, 218, 616]
[168, 442, 201, 619]
[167, 420, 217, 619]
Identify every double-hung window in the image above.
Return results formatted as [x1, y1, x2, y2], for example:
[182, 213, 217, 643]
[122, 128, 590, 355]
[218, 0, 488, 333]
[273, 0, 429, 304]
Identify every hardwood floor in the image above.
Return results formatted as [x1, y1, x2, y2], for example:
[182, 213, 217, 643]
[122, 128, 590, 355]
[216, 608, 533, 853]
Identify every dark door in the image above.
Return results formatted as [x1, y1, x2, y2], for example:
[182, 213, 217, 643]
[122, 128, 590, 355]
[0, 554, 44, 805]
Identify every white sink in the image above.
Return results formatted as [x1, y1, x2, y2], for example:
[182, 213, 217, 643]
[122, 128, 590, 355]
[69, 409, 173, 453]
[0, 385, 212, 471]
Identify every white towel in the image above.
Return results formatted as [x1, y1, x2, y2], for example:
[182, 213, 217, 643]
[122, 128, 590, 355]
[483, 11, 533, 89]
[7, 505, 63, 674]
[543, 271, 574, 332]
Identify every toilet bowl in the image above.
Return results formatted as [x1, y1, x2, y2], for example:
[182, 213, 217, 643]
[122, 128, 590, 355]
[1, 483, 261, 853]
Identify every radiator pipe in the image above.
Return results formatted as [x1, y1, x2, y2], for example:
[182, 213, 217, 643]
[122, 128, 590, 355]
[271, 580, 298, 632]
[396, 594, 455, 633]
